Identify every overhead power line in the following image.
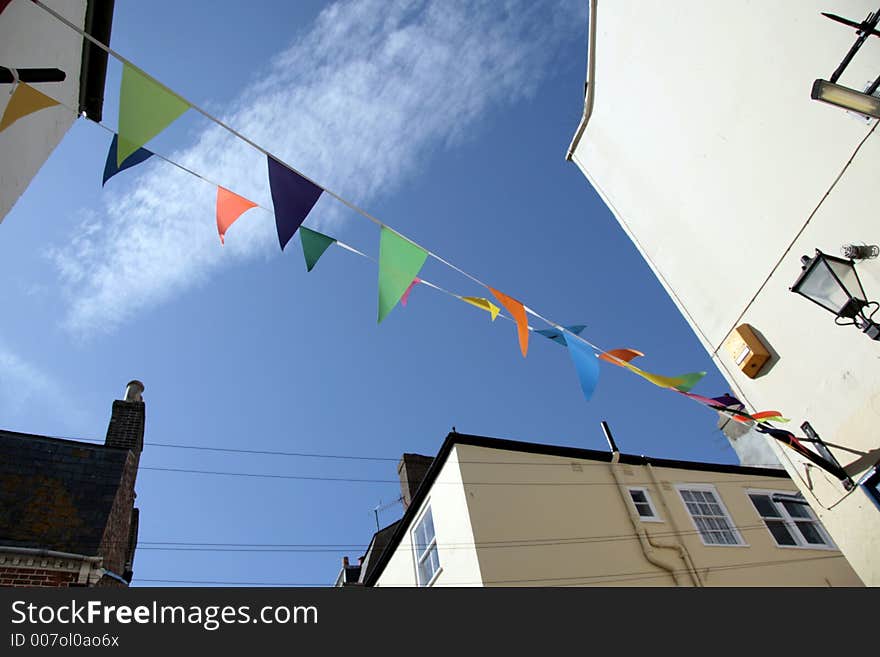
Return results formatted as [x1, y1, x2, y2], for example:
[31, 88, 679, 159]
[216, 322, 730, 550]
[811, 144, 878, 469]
[42, 436, 785, 470]
[136, 464, 790, 487]
[37, 521, 809, 552]
[132, 553, 845, 587]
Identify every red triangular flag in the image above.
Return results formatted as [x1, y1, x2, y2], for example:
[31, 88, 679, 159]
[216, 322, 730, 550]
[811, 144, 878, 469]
[216, 186, 258, 244]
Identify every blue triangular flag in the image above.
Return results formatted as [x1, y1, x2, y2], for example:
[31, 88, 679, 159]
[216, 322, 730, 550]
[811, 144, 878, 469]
[102, 133, 153, 186]
[535, 324, 586, 346]
[267, 156, 323, 251]
[564, 334, 600, 401]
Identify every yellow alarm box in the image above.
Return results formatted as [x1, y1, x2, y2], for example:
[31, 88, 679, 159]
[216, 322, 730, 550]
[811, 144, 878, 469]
[724, 324, 770, 379]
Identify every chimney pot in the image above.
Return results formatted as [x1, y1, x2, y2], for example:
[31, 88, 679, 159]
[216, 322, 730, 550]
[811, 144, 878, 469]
[125, 380, 145, 402]
[342, 556, 349, 568]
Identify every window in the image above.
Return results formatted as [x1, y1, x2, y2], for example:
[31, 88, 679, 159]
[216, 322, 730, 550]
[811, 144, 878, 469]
[677, 486, 743, 546]
[412, 505, 440, 586]
[748, 491, 834, 548]
[859, 466, 880, 512]
[628, 487, 661, 521]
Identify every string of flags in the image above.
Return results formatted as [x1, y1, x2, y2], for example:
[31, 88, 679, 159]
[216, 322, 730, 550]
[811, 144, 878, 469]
[2, 0, 850, 481]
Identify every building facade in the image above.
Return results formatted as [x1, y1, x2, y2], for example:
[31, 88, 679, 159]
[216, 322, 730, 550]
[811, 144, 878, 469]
[0, 0, 114, 222]
[0, 381, 145, 588]
[344, 431, 862, 587]
[567, 0, 880, 584]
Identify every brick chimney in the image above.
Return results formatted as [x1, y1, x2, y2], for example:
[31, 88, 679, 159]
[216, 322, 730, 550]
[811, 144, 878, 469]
[397, 453, 433, 510]
[105, 380, 145, 459]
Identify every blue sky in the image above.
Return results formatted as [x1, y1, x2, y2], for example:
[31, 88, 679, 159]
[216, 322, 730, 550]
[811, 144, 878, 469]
[1, 0, 746, 586]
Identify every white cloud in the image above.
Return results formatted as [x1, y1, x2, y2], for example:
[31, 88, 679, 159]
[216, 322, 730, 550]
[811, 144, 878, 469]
[49, 0, 583, 335]
[0, 341, 86, 429]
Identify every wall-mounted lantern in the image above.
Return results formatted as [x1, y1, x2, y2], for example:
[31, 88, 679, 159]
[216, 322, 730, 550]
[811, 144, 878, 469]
[811, 9, 880, 118]
[790, 249, 880, 340]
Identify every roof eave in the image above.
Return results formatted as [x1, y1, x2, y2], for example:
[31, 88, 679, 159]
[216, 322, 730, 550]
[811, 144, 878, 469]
[78, 0, 115, 121]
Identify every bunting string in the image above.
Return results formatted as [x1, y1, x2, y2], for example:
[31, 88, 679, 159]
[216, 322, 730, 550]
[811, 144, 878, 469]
[25, 0, 811, 444]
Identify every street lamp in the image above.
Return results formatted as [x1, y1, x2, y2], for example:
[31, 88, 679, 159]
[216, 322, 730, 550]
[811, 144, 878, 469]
[812, 9, 880, 118]
[790, 249, 880, 340]
[811, 80, 880, 118]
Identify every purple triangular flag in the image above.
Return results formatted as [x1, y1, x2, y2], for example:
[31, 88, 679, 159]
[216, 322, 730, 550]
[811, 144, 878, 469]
[103, 133, 153, 186]
[712, 394, 743, 408]
[266, 156, 323, 251]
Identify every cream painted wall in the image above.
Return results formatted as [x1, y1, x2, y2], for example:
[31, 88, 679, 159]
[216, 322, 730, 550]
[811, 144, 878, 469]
[459, 445, 861, 586]
[571, 0, 880, 584]
[456, 444, 674, 586]
[0, 0, 86, 222]
[376, 446, 483, 587]
[376, 443, 862, 586]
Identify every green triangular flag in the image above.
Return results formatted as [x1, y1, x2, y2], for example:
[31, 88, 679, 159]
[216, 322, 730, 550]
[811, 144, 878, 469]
[672, 372, 707, 393]
[378, 227, 427, 323]
[299, 226, 336, 272]
[117, 64, 190, 165]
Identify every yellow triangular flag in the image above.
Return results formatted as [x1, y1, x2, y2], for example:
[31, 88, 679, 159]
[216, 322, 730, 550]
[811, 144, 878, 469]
[461, 296, 500, 321]
[0, 83, 60, 133]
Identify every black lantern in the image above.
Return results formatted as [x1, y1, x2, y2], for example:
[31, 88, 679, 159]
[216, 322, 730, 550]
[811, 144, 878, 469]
[790, 249, 880, 340]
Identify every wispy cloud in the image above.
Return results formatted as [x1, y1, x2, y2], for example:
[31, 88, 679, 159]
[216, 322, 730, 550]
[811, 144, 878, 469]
[0, 340, 86, 429]
[49, 0, 583, 335]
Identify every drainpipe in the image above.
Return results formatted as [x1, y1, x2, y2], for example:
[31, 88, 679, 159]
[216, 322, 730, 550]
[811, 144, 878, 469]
[601, 422, 686, 586]
[644, 463, 704, 587]
[565, 0, 599, 161]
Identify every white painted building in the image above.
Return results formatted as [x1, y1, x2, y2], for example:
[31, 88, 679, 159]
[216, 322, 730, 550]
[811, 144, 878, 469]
[567, 0, 880, 584]
[0, 0, 113, 222]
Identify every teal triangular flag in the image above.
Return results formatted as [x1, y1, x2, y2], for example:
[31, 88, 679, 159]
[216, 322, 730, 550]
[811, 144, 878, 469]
[299, 226, 336, 272]
[535, 325, 586, 346]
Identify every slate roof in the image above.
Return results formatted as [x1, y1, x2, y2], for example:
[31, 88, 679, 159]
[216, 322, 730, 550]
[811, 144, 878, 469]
[358, 520, 401, 584]
[0, 429, 129, 555]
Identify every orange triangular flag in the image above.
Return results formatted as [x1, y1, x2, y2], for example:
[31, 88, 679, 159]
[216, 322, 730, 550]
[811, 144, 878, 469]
[216, 186, 258, 244]
[598, 348, 644, 365]
[489, 287, 529, 357]
[0, 83, 60, 133]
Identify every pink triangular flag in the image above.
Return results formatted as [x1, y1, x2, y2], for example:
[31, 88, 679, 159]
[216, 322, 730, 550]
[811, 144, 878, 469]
[400, 277, 421, 307]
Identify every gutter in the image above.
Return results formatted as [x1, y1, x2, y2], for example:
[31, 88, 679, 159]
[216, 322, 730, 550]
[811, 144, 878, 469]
[0, 546, 103, 564]
[1, 545, 129, 586]
[565, 0, 598, 161]
[78, 0, 115, 121]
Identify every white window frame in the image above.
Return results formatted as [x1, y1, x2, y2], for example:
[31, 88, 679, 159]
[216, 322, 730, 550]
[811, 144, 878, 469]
[411, 502, 441, 587]
[746, 489, 836, 550]
[627, 486, 662, 522]
[675, 484, 746, 547]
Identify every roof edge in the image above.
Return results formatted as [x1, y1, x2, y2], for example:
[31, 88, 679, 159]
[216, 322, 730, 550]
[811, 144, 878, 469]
[78, 0, 115, 121]
[0, 428, 127, 451]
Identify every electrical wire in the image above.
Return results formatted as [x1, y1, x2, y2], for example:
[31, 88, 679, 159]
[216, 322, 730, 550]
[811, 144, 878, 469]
[72, 521, 797, 552]
[31, 434, 786, 469]
[134, 464, 794, 487]
[131, 552, 846, 587]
